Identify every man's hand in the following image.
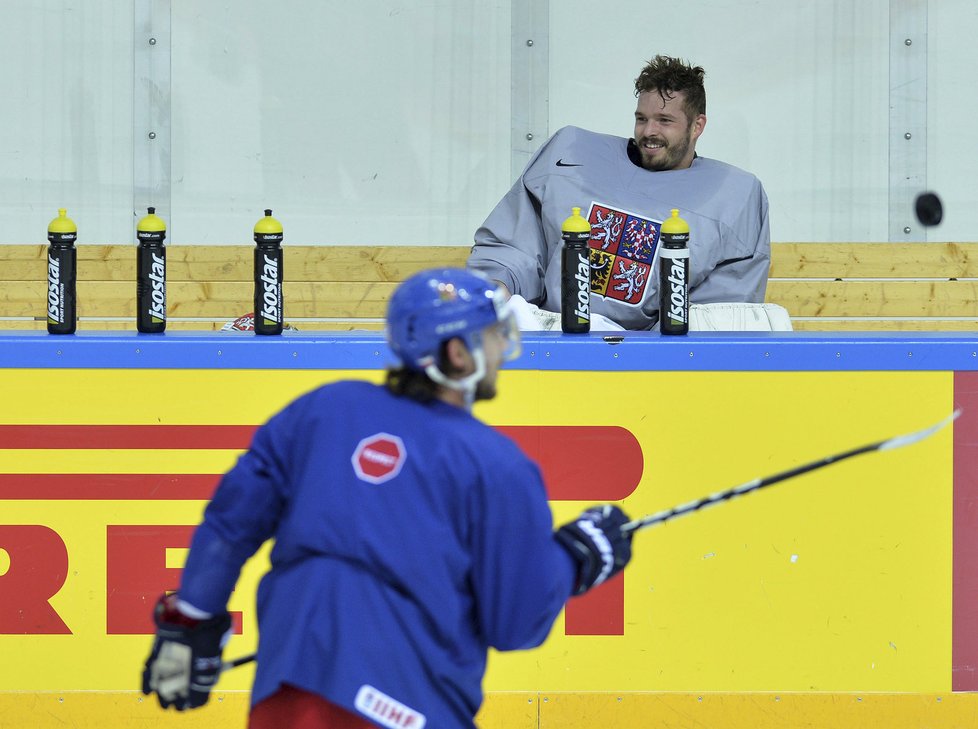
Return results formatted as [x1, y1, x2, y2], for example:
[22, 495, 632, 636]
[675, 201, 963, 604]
[555, 504, 633, 595]
[141, 594, 232, 710]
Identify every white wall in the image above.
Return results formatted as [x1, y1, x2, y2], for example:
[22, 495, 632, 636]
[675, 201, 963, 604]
[169, 1, 512, 245]
[2, 1, 133, 245]
[1, 1, 974, 245]
[550, 0, 892, 243]
[927, 1, 978, 243]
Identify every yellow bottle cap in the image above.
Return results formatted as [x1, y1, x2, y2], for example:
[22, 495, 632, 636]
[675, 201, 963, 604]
[660, 208, 689, 235]
[254, 209, 284, 236]
[137, 207, 167, 233]
[562, 206, 591, 234]
[48, 208, 77, 234]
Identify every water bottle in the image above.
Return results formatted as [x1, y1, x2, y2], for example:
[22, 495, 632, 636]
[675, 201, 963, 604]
[254, 209, 284, 335]
[46, 208, 77, 335]
[560, 206, 591, 333]
[136, 207, 167, 333]
[659, 208, 690, 335]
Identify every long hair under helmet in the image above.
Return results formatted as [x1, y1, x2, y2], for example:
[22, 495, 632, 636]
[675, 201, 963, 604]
[386, 268, 520, 399]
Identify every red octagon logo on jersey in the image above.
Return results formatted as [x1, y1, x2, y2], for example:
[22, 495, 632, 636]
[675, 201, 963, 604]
[352, 433, 407, 484]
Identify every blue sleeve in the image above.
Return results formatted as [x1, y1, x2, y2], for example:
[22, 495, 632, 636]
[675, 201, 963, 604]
[469, 450, 577, 651]
[178, 403, 297, 615]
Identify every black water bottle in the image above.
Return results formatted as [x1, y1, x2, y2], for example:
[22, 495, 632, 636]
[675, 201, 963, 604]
[560, 206, 591, 333]
[254, 209, 284, 335]
[46, 208, 77, 334]
[136, 207, 167, 333]
[658, 208, 690, 335]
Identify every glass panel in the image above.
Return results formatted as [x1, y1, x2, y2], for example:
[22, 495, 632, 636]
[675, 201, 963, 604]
[2, 1, 133, 245]
[550, 0, 892, 242]
[170, 2, 512, 245]
[0, 1, 973, 245]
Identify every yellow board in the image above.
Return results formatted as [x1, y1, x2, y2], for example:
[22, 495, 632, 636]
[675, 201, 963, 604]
[532, 692, 978, 729]
[483, 370, 954, 693]
[2, 691, 977, 729]
[0, 368, 955, 699]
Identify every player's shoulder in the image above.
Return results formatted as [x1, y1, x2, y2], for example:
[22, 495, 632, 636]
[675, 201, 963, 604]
[691, 156, 765, 189]
[444, 410, 531, 462]
[552, 126, 627, 156]
[300, 379, 379, 401]
[524, 126, 627, 179]
[553, 125, 622, 143]
[283, 380, 386, 418]
[440, 405, 504, 442]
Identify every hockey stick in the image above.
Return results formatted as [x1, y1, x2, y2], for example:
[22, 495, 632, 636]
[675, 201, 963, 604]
[220, 410, 960, 672]
[222, 652, 256, 672]
[620, 409, 961, 536]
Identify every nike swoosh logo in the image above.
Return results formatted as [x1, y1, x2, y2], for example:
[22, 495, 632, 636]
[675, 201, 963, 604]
[556, 159, 582, 167]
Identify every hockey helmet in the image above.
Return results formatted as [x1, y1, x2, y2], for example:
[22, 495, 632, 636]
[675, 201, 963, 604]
[386, 268, 519, 374]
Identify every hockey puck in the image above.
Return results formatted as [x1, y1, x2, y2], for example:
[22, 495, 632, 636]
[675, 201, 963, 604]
[914, 192, 943, 227]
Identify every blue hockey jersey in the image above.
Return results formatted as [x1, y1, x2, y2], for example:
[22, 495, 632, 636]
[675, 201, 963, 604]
[178, 380, 577, 728]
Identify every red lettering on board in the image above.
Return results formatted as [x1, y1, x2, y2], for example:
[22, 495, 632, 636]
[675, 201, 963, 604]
[499, 425, 642, 636]
[105, 525, 242, 635]
[0, 525, 71, 634]
[5, 424, 645, 638]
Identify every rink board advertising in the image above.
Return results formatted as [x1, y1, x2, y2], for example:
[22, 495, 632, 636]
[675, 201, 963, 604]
[2, 332, 978, 728]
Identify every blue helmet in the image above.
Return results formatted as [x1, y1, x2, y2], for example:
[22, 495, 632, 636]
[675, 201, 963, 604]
[386, 268, 514, 372]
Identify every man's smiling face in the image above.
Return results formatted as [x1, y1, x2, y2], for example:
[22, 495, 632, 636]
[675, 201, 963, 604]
[633, 90, 705, 172]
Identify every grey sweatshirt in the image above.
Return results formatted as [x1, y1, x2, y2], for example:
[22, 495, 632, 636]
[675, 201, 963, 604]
[469, 126, 770, 330]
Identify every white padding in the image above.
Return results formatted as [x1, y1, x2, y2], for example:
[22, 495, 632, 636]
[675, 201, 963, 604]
[689, 302, 793, 331]
[505, 296, 792, 332]
[507, 295, 625, 331]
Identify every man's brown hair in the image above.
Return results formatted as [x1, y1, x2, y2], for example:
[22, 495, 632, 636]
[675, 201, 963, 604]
[634, 55, 706, 123]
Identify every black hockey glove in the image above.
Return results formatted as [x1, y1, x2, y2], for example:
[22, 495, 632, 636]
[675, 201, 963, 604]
[555, 504, 633, 595]
[141, 593, 232, 710]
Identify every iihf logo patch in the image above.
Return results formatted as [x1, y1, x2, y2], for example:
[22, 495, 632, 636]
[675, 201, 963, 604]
[352, 433, 406, 484]
[355, 684, 426, 728]
[586, 202, 662, 306]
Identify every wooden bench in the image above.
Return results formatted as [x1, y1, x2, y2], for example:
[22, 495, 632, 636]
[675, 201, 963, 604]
[769, 242, 978, 331]
[0, 245, 468, 332]
[2, 242, 977, 331]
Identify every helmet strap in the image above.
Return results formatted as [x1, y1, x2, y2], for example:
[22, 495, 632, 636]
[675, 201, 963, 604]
[424, 343, 486, 410]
